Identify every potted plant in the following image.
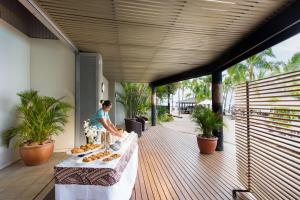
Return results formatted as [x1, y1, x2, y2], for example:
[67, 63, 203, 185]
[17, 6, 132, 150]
[192, 106, 223, 154]
[2, 90, 72, 165]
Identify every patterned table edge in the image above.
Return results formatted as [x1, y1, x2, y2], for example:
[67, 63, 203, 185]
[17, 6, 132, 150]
[54, 135, 138, 186]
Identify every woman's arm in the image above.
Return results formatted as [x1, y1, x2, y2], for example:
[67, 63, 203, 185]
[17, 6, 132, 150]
[107, 118, 119, 132]
[98, 118, 122, 137]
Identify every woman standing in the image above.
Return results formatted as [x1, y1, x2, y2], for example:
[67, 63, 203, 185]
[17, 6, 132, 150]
[90, 100, 123, 138]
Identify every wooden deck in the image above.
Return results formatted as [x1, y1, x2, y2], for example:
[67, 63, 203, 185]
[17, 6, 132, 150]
[130, 126, 245, 200]
[0, 125, 250, 200]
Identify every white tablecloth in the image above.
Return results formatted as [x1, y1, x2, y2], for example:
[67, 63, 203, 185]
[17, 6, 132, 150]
[55, 146, 138, 200]
[55, 133, 138, 200]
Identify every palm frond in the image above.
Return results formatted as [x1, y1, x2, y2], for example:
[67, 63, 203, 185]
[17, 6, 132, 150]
[1, 90, 72, 147]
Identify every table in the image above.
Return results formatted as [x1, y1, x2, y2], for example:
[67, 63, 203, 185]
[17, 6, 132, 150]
[54, 133, 138, 200]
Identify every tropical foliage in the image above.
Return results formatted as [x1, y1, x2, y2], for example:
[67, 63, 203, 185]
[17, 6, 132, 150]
[223, 50, 300, 113]
[156, 82, 180, 113]
[244, 48, 275, 81]
[187, 76, 212, 102]
[2, 90, 72, 147]
[157, 105, 174, 122]
[156, 83, 179, 101]
[192, 106, 224, 138]
[116, 82, 151, 118]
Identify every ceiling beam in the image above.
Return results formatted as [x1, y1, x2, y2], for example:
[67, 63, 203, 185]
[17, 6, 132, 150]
[151, 1, 300, 87]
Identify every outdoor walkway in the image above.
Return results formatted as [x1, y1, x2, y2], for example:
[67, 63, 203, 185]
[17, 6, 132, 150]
[161, 114, 236, 144]
[130, 125, 245, 200]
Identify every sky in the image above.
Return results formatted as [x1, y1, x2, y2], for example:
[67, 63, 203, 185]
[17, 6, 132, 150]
[270, 33, 300, 63]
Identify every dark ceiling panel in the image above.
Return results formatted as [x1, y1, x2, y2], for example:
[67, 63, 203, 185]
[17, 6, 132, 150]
[0, 0, 56, 39]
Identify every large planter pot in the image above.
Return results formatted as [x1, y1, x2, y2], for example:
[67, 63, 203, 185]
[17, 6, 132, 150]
[197, 136, 218, 154]
[19, 141, 54, 166]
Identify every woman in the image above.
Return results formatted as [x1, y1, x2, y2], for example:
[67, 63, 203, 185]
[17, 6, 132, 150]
[90, 100, 123, 138]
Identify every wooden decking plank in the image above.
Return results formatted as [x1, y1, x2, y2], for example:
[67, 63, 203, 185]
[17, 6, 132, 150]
[139, 139, 165, 200]
[172, 132, 243, 190]
[129, 126, 249, 200]
[159, 129, 239, 198]
[139, 138, 185, 199]
[149, 128, 225, 200]
[136, 159, 149, 200]
[142, 131, 198, 200]
[134, 169, 142, 200]
[177, 132, 241, 177]
[138, 149, 156, 200]
[165, 129, 243, 196]
[163, 130, 242, 187]
[139, 138, 179, 200]
[145, 130, 210, 200]
[141, 138, 192, 200]
[139, 139, 168, 200]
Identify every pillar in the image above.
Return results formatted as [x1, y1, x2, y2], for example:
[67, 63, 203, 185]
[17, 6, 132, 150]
[108, 81, 116, 124]
[212, 71, 223, 151]
[151, 86, 157, 126]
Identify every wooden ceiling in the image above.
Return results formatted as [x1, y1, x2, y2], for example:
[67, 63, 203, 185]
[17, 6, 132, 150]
[34, 0, 290, 82]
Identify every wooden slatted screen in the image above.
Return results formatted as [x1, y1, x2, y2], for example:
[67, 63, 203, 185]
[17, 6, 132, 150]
[235, 70, 300, 199]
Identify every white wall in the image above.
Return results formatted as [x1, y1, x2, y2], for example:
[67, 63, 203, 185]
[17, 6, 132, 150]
[30, 39, 75, 152]
[0, 20, 31, 169]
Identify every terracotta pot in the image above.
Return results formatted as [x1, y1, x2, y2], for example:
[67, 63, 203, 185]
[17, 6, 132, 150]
[197, 136, 218, 154]
[19, 141, 54, 166]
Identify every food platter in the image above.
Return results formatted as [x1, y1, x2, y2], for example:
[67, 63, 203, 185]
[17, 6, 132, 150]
[66, 143, 103, 156]
[76, 150, 122, 164]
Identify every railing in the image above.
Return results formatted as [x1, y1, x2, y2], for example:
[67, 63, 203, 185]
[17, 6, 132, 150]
[234, 70, 300, 199]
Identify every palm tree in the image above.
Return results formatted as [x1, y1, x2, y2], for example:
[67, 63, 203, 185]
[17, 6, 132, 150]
[2, 90, 72, 147]
[116, 82, 150, 118]
[283, 52, 300, 73]
[223, 63, 247, 113]
[245, 48, 275, 81]
[167, 83, 179, 113]
[181, 80, 190, 100]
[269, 61, 286, 76]
[189, 76, 212, 103]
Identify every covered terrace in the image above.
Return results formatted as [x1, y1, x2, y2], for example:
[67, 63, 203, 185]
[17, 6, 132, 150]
[0, 0, 300, 199]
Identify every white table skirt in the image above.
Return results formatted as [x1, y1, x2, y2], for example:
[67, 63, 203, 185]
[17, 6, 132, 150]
[55, 146, 138, 200]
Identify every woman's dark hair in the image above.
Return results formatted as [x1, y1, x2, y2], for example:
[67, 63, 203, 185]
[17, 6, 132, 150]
[100, 100, 104, 104]
[102, 100, 112, 108]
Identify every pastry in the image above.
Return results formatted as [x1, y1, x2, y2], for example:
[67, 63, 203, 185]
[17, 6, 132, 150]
[103, 157, 113, 162]
[72, 144, 102, 154]
[83, 157, 92, 162]
[71, 148, 84, 154]
[111, 154, 121, 159]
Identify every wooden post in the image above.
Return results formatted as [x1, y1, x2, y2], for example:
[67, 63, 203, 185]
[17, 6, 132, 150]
[212, 71, 223, 151]
[151, 86, 157, 126]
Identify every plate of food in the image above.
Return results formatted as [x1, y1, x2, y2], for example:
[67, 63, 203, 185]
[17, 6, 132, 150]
[67, 143, 103, 156]
[76, 150, 112, 164]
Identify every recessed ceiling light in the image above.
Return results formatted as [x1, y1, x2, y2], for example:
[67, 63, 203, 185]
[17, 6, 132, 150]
[205, 0, 236, 4]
